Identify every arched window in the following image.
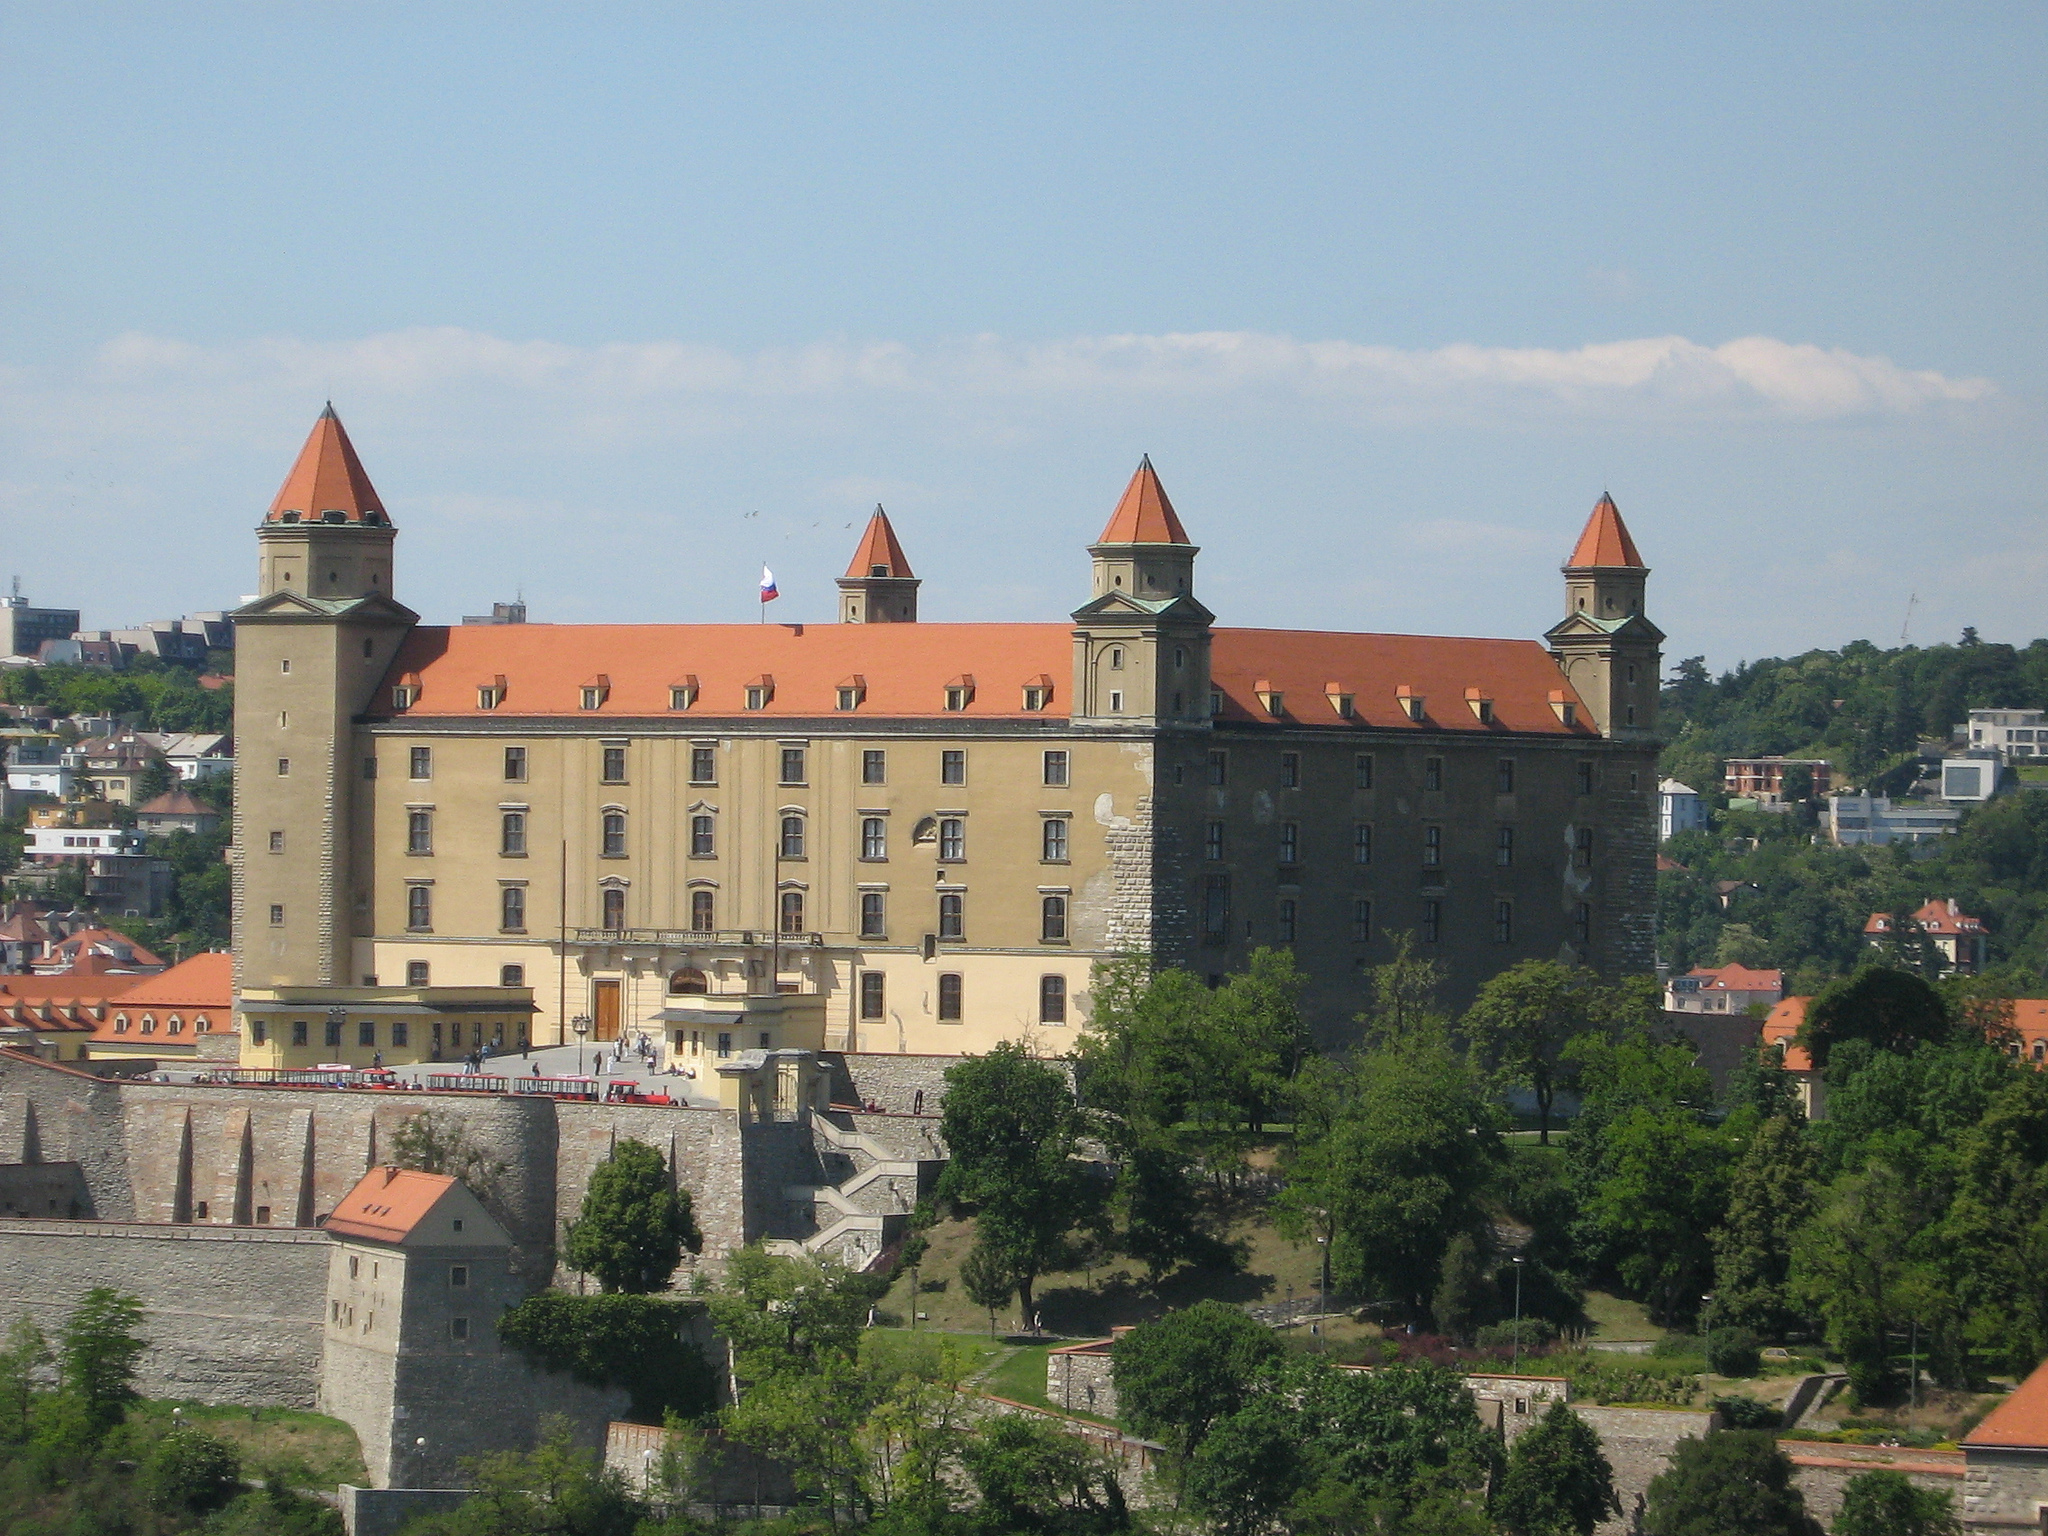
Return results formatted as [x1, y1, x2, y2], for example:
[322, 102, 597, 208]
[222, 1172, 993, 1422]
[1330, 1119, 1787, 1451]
[669, 968, 708, 995]
[114, 1014, 128, 1034]
[690, 814, 715, 857]
[779, 890, 806, 935]
[601, 886, 626, 931]
[690, 890, 715, 932]
[602, 812, 627, 858]
[141, 1014, 156, 1035]
[501, 886, 526, 932]
[167, 1015, 184, 1035]
[780, 815, 806, 860]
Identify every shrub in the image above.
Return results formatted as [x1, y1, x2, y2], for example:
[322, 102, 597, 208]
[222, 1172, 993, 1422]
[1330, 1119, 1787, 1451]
[1651, 1333, 1705, 1359]
[1707, 1327, 1763, 1378]
[146, 1426, 242, 1513]
[1711, 1394, 1783, 1431]
[1476, 1318, 1558, 1352]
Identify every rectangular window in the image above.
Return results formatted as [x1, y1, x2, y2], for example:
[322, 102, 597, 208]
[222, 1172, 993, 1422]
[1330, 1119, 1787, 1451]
[938, 892, 964, 941]
[1424, 756, 1443, 792]
[860, 891, 886, 939]
[1495, 900, 1513, 943]
[1206, 821, 1224, 861]
[363, 756, 377, 780]
[1353, 823, 1372, 865]
[1496, 826, 1514, 866]
[602, 886, 625, 930]
[1203, 874, 1230, 935]
[501, 811, 526, 856]
[941, 749, 966, 786]
[1280, 752, 1300, 788]
[838, 687, 862, 712]
[939, 818, 965, 861]
[1422, 826, 1442, 867]
[1574, 901, 1592, 946]
[1576, 827, 1595, 868]
[779, 889, 805, 934]
[410, 746, 432, 780]
[690, 747, 716, 785]
[269, 903, 285, 927]
[268, 830, 285, 853]
[602, 744, 627, 783]
[1352, 898, 1372, 942]
[500, 965, 524, 987]
[358, 1020, 375, 1047]
[325, 1019, 343, 1048]
[859, 972, 885, 1020]
[407, 885, 432, 931]
[407, 810, 433, 855]
[670, 684, 695, 711]
[501, 886, 526, 932]
[451, 1317, 470, 1341]
[938, 973, 963, 1022]
[1355, 753, 1374, 789]
[504, 746, 527, 782]
[1277, 898, 1297, 942]
[277, 757, 290, 776]
[1496, 758, 1515, 794]
[1043, 750, 1069, 787]
[1039, 974, 1068, 1024]
[1279, 822, 1298, 865]
[1207, 750, 1227, 786]
[690, 815, 715, 857]
[1040, 895, 1069, 943]
[779, 815, 806, 859]
[450, 1265, 468, 1288]
[858, 817, 887, 860]
[780, 747, 806, 785]
[252, 1021, 267, 1046]
[291, 1020, 308, 1047]
[716, 1030, 733, 1058]
[1577, 761, 1596, 796]
[406, 961, 430, 985]
[1422, 899, 1442, 944]
[1042, 818, 1069, 862]
[690, 890, 714, 932]
[391, 1020, 408, 1047]
[862, 749, 886, 785]
[1108, 690, 1123, 712]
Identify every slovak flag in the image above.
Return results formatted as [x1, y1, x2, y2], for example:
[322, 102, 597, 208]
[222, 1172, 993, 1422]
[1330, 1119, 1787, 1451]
[759, 566, 779, 603]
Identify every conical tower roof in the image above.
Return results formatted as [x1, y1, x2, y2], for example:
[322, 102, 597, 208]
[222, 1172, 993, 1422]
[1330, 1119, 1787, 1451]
[1096, 456, 1191, 545]
[1565, 493, 1644, 569]
[265, 405, 387, 525]
[843, 506, 915, 579]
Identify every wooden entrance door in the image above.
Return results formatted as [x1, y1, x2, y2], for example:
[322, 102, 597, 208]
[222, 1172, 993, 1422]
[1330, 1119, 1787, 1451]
[592, 979, 621, 1042]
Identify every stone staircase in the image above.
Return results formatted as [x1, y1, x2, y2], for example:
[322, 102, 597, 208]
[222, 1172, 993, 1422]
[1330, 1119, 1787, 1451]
[762, 1112, 942, 1270]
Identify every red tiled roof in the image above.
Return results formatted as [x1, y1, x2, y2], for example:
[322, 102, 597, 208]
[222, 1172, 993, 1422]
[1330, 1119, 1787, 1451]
[1865, 899, 1985, 938]
[1565, 493, 1645, 570]
[265, 405, 386, 526]
[1682, 964, 1783, 993]
[376, 623, 1594, 736]
[1966, 1354, 2048, 1450]
[0, 974, 143, 1005]
[1097, 456, 1191, 546]
[1766, 995, 2048, 1077]
[842, 507, 915, 579]
[1760, 997, 1814, 1073]
[49, 929, 165, 971]
[136, 790, 216, 818]
[107, 953, 231, 1012]
[325, 1168, 456, 1244]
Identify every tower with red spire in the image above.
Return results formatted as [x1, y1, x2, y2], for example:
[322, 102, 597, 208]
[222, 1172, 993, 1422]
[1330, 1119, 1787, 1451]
[837, 506, 920, 623]
[1545, 493, 1663, 738]
[255, 404, 397, 601]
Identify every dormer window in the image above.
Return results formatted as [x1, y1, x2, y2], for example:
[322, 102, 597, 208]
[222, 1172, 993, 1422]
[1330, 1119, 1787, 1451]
[391, 680, 420, 711]
[1549, 691, 1578, 728]
[1325, 685, 1354, 719]
[669, 677, 698, 711]
[945, 676, 975, 711]
[870, 564, 888, 578]
[1466, 689, 1493, 724]
[580, 676, 610, 711]
[745, 677, 774, 711]
[838, 677, 866, 712]
[1396, 687, 1426, 723]
[1254, 680, 1283, 717]
[477, 676, 506, 711]
[1023, 686, 1050, 711]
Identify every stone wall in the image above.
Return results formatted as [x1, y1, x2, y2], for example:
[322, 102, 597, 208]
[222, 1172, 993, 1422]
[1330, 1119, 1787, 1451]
[1961, 1446, 2048, 1530]
[1047, 1346, 1115, 1417]
[0, 1054, 134, 1216]
[0, 1220, 330, 1405]
[551, 1103, 746, 1282]
[0, 1161, 92, 1218]
[1570, 1407, 1715, 1536]
[1782, 1446, 1965, 1530]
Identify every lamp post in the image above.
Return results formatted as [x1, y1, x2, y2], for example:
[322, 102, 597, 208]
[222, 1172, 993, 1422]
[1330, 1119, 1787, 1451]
[1701, 1292, 1714, 1371]
[572, 1013, 591, 1075]
[1512, 1257, 1526, 1374]
[1316, 1234, 1329, 1353]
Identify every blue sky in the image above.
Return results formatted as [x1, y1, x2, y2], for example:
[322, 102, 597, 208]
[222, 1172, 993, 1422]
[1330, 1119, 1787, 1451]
[1, 4, 2042, 670]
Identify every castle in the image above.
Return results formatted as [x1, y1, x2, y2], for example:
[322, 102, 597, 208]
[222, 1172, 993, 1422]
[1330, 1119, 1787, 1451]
[232, 409, 1660, 1064]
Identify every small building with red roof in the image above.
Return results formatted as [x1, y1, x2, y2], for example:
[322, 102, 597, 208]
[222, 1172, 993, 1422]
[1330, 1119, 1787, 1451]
[1665, 963, 1783, 1016]
[1962, 1352, 2048, 1527]
[134, 788, 222, 837]
[1865, 899, 1989, 975]
[1763, 995, 2048, 1118]
[89, 952, 235, 1062]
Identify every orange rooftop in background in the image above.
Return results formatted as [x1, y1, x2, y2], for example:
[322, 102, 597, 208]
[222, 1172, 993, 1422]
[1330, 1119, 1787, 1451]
[266, 404, 387, 525]
[843, 506, 915, 578]
[1966, 1355, 2048, 1452]
[1097, 455, 1191, 545]
[1566, 493, 1645, 569]
[324, 1168, 457, 1245]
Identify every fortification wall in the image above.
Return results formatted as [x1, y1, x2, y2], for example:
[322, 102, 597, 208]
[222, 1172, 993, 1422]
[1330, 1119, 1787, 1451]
[1571, 1407, 1716, 1535]
[0, 1220, 329, 1405]
[0, 1055, 134, 1217]
[551, 1103, 746, 1283]
[1784, 1447, 1964, 1529]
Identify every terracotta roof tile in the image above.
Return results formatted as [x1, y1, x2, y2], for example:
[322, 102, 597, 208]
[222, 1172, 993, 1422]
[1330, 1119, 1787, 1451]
[106, 953, 232, 1012]
[1096, 456, 1191, 546]
[1760, 997, 1814, 1073]
[265, 405, 388, 526]
[1565, 494, 1645, 570]
[1864, 899, 1985, 938]
[1683, 964, 1783, 992]
[0, 974, 143, 1005]
[324, 1168, 457, 1244]
[378, 623, 1594, 736]
[842, 506, 915, 579]
[1966, 1354, 2048, 1450]
[136, 789, 216, 818]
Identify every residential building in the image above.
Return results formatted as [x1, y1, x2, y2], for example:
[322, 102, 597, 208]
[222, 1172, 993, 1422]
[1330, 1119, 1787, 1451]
[0, 905, 53, 973]
[230, 410, 1661, 1067]
[136, 732, 233, 782]
[38, 633, 135, 669]
[88, 952, 235, 1062]
[6, 738, 74, 799]
[1864, 898, 1989, 974]
[1958, 707, 2047, 761]
[107, 618, 212, 666]
[1764, 995, 2048, 1118]
[1941, 755, 2002, 804]
[0, 586, 80, 659]
[0, 973, 145, 1063]
[135, 788, 222, 837]
[1722, 757, 1831, 806]
[39, 927, 166, 976]
[19, 806, 174, 919]
[65, 733, 165, 804]
[1658, 779, 1706, 840]
[1664, 963, 1782, 1015]
[461, 600, 528, 626]
[1821, 792, 1961, 846]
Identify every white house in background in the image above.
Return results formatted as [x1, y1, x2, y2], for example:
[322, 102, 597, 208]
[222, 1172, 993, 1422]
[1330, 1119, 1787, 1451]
[136, 732, 232, 781]
[6, 739, 73, 798]
[1822, 793, 1962, 846]
[1941, 756, 2001, 804]
[1665, 963, 1783, 1015]
[1658, 779, 1706, 840]
[1958, 707, 2047, 761]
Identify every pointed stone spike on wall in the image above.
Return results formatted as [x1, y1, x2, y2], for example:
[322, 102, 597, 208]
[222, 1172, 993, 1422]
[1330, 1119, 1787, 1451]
[294, 1112, 317, 1228]
[230, 1112, 254, 1227]
[172, 1109, 193, 1225]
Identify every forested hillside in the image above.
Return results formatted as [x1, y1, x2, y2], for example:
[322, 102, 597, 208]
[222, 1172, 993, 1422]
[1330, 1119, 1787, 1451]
[1658, 636, 2048, 989]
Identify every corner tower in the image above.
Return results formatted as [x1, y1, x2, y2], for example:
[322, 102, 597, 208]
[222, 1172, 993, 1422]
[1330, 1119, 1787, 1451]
[1070, 457, 1213, 725]
[1546, 493, 1663, 738]
[233, 408, 417, 993]
[838, 505, 920, 623]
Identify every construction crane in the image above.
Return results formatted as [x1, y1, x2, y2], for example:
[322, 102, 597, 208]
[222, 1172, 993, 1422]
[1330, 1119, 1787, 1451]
[1900, 593, 1918, 645]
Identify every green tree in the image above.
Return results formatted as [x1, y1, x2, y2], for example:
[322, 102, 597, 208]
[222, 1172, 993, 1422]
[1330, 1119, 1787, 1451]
[1798, 968, 1952, 1070]
[963, 1413, 1129, 1536]
[56, 1287, 145, 1434]
[1642, 1431, 1822, 1536]
[562, 1139, 701, 1294]
[1183, 1392, 1302, 1536]
[706, 1246, 878, 1381]
[145, 1425, 242, 1514]
[1207, 947, 1314, 1134]
[1462, 959, 1602, 1143]
[1939, 1071, 2048, 1374]
[1359, 933, 1454, 1047]
[1832, 1469, 1960, 1536]
[1110, 1300, 1281, 1462]
[1712, 1114, 1819, 1337]
[938, 1044, 1104, 1330]
[1792, 1159, 1946, 1402]
[403, 1415, 645, 1536]
[1431, 1232, 1496, 1343]
[1493, 1401, 1621, 1536]
[0, 1317, 50, 1444]
[496, 1294, 719, 1423]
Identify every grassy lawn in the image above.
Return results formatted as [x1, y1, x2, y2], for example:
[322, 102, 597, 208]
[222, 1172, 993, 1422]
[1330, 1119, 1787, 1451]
[132, 1401, 367, 1487]
[981, 1342, 1059, 1408]
[1581, 1290, 1658, 1343]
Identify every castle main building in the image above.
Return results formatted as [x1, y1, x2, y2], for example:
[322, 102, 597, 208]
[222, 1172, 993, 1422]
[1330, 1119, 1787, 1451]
[231, 410, 1660, 1065]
